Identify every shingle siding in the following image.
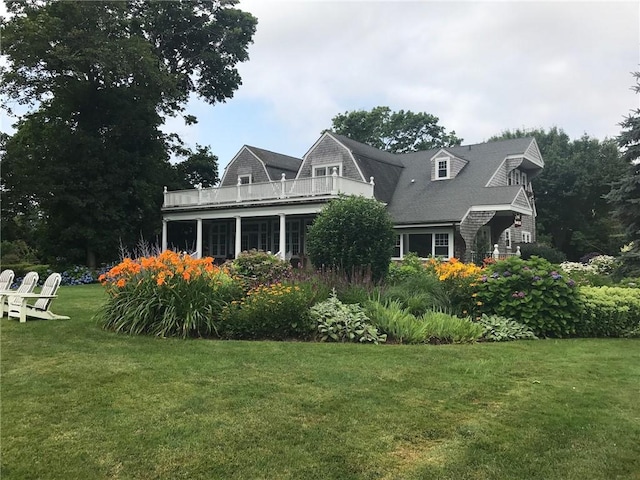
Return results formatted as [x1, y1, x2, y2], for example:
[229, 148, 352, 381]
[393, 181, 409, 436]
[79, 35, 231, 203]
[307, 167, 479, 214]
[300, 136, 363, 181]
[221, 149, 269, 187]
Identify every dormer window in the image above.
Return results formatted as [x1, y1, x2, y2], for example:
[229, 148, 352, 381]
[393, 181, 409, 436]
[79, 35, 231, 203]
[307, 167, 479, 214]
[238, 174, 252, 185]
[436, 157, 450, 180]
[314, 165, 341, 177]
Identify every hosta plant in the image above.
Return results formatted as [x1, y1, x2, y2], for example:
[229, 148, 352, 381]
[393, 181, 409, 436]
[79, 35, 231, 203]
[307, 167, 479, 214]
[310, 292, 386, 344]
[475, 314, 538, 342]
[97, 251, 242, 338]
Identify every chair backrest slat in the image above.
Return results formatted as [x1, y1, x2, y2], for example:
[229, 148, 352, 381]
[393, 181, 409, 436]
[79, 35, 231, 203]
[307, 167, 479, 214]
[8, 272, 40, 309]
[34, 273, 62, 311]
[0, 270, 15, 291]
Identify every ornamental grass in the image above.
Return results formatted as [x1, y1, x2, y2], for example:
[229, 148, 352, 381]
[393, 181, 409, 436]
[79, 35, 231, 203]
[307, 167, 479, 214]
[97, 251, 242, 338]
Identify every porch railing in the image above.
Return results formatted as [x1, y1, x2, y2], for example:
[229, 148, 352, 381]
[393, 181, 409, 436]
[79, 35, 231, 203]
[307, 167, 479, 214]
[468, 245, 522, 265]
[163, 174, 375, 208]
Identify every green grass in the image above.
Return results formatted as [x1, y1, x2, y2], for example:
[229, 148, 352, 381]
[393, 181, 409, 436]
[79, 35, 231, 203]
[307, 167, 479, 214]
[2, 284, 639, 479]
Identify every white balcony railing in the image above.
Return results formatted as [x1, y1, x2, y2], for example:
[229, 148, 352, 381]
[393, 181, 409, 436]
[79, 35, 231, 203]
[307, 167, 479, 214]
[163, 174, 375, 208]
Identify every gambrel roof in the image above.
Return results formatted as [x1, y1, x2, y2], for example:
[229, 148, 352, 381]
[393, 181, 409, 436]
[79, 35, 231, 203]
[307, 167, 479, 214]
[245, 146, 302, 180]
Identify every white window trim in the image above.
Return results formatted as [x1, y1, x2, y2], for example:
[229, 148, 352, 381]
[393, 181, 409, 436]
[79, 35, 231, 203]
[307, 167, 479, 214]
[521, 231, 532, 243]
[435, 157, 450, 180]
[238, 174, 252, 185]
[312, 164, 342, 177]
[504, 229, 512, 249]
[393, 230, 454, 260]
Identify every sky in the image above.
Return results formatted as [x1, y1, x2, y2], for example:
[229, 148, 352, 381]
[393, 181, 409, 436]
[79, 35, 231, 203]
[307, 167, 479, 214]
[2, 1, 639, 174]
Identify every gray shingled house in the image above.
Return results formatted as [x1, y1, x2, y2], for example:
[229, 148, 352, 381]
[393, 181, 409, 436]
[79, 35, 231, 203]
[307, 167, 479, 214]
[161, 133, 543, 263]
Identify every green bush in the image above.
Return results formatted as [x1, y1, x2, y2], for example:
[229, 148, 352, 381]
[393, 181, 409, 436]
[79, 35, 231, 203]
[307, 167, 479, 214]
[475, 314, 538, 342]
[365, 299, 429, 344]
[0, 240, 40, 264]
[220, 282, 318, 340]
[387, 253, 426, 284]
[98, 252, 242, 338]
[518, 243, 566, 264]
[309, 266, 379, 305]
[419, 311, 484, 344]
[228, 249, 292, 290]
[306, 195, 395, 281]
[575, 286, 640, 337]
[1, 263, 51, 282]
[474, 256, 580, 337]
[310, 292, 386, 344]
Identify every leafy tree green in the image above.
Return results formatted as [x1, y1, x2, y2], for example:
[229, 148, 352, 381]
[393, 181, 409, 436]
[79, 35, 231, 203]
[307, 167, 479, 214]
[327, 106, 462, 153]
[606, 72, 640, 275]
[491, 127, 627, 260]
[306, 195, 395, 281]
[0, 1, 256, 266]
[174, 145, 219, 189]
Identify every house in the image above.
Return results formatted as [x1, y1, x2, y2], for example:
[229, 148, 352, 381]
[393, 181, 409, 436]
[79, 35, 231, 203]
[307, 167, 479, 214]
[161, 133, 543, 263]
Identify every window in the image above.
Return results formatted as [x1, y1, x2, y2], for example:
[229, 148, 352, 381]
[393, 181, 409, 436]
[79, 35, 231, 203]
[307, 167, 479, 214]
[521, 172, 528, 187]
[504, 229, 512, 249]
[402, 231, 452, 259]
[434, 233, 449, 257]
[436, 158, 449, 179]
[521, 231, 532, 243]
[393, 234, 402, 258]
[210, 223, 227, 256]
[313, 165, 340, 177]
[273, 220, 301, 255]
[238, 174, 251, 185]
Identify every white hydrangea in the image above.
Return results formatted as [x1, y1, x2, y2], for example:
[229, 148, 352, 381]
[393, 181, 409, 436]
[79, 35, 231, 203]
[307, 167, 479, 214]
[560, 262, 595, 274]
[588, 255, 617, 275]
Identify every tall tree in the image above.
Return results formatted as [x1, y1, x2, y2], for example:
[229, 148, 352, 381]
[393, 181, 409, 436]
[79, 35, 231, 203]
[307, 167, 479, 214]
[327, 106, 462, 153]
[0, 0, 256, 266]
[606, 72, 640, 275]
[491, 128, 627, 260]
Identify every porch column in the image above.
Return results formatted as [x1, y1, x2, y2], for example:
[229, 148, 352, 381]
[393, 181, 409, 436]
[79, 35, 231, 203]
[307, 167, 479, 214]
[161, 219, 168, 252]
[399, 233, 404, 259]
[279, 213, 286, 260]
[235, 216, 242, 258]
[196, 218, 203, 259]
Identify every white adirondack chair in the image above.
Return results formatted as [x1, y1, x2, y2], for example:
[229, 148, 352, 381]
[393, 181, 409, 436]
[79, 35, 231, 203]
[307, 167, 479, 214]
[0, 269, 15, 291]
[0, 271, 38, 318]
[7, 272, 70, 323]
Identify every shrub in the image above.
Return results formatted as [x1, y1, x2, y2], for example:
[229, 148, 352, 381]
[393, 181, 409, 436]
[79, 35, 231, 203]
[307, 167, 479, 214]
[365, 299, 428, 344]
[228, 249, 292, 290]
[310, 292, 386, 344]
[220, 281, 318, 340]
[60, 265, 96, 285]
[474, 256, 581, 337]
[306, 195, 395, 281]
[425, 258, 483, 316]
[475, 314, 538, 342]
[418, 311, 484, 344]
[98, 251, 242, 338]
[387, 252, 426, 284]
[518, 243, 566, 264]
[308, 266, 379, 305]
[575, 286, 640, 337]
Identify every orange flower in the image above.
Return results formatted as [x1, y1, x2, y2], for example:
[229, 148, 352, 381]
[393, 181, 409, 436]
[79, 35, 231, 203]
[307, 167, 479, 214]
[116, 278, 126, 288]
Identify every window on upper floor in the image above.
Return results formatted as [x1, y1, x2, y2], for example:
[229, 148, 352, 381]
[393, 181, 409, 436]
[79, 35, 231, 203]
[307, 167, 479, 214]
[313, 165, 341, 177]
[435, 157, 450, 180]
[504, 229, 512, 249]
[508, 169, 529, 187]
[238, 174, 252, 185]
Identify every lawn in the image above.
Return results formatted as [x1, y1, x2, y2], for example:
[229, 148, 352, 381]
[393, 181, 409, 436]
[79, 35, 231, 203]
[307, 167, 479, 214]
[1, 284, 639, 480]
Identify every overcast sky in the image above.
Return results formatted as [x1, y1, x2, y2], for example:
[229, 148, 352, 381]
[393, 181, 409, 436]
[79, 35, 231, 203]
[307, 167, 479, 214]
[2, 1, 639, 174]
[172, 0, 639, 173]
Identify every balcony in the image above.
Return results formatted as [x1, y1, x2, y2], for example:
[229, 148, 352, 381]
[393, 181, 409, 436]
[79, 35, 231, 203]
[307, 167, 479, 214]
[163, 174, 375, 209]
